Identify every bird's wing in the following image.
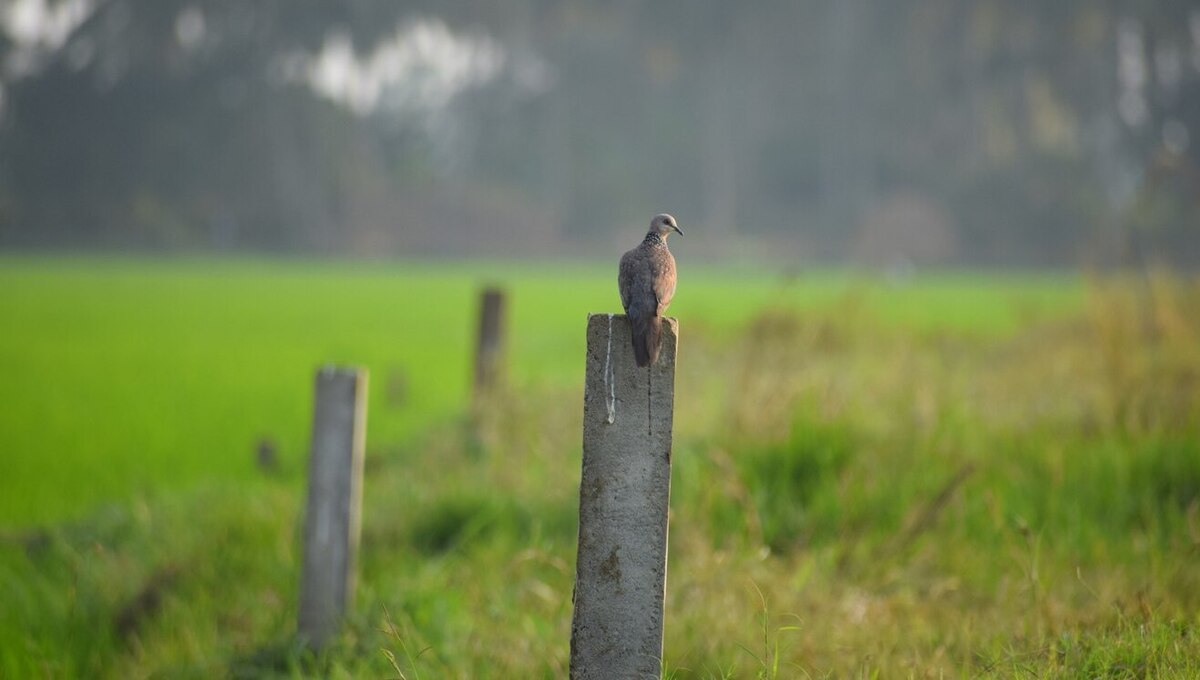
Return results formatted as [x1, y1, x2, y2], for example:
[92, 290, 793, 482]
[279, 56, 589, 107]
[652, 249, 677, 316]
[617, 248, 637, 312]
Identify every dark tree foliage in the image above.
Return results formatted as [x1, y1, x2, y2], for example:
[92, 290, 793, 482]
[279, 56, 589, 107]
[0, 0, 1196, 264]
[0, 0, 424, 250]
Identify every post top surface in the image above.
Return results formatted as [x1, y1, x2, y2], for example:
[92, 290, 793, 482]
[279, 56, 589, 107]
[587, 313, 677, 328]
[318, 364, 366, 377]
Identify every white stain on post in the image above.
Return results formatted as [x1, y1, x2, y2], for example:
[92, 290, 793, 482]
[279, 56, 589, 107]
[571, 314, 677, 679]
[604, 313, 616, 424]
[298, 366, 368, 649]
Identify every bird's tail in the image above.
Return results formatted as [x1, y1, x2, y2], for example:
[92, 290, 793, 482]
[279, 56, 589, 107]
[629, 312, 662, 368]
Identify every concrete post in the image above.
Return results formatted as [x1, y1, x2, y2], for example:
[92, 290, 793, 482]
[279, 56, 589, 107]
[473, 287, 507, 397]
[298, 366, 368, 648]
[570, 314, 677, 679]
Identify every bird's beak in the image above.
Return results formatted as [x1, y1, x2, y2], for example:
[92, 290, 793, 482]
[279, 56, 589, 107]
[672, 225, 684, 236]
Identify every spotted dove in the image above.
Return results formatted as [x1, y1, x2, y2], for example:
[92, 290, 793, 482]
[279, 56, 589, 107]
[618, 213, 683, 367]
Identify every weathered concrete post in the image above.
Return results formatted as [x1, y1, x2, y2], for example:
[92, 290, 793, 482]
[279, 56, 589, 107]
[298, 366, 368, 648]
[473, 287, 507, 398]
[571, 314, 677, 679]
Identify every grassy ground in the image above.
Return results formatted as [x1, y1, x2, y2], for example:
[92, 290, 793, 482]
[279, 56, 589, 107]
[2, 258, 1197, 677]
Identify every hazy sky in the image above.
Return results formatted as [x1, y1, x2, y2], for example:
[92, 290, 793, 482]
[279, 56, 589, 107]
[297, 20, 509, 116]
[2, 0, 91, 49]
[1, 0, 517, 117]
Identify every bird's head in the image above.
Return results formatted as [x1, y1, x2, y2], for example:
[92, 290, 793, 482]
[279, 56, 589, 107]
[649, 213, 683, 239]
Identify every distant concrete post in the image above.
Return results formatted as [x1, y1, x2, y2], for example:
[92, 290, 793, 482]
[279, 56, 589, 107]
[473, 287, 507, 398]
[570, 314, 677, 679]
[298, 366, 368, 648]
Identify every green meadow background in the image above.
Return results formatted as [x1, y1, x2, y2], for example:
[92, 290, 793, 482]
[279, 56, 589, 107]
[0, 257, 1074, 526]
[2, 257, 1198, 678]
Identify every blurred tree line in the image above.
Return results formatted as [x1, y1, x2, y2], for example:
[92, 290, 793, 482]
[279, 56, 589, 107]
[0, 0, 1196, 265]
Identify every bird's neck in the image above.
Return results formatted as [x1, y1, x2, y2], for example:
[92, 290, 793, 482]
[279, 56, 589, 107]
[643, 232, 666, 247]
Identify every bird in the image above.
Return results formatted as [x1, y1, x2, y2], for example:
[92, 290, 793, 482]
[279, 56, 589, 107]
[618, 213, 683, 367]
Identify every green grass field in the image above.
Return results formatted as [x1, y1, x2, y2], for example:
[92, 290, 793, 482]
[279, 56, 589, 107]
[2, 257, 1197, 678]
